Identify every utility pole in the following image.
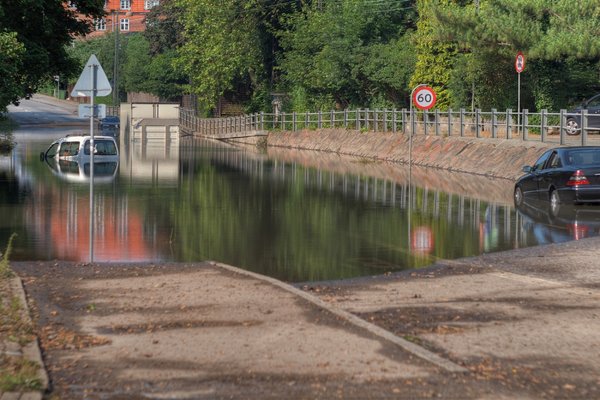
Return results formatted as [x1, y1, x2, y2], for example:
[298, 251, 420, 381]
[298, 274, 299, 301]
[471, 0, 479, 112]
[112, 9, 120, 107]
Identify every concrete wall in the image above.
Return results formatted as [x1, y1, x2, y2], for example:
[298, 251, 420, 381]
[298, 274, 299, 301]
[266, 130, 555, 180]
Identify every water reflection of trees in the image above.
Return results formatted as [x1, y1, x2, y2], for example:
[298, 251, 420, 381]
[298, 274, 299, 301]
[174, 140, 519, 282]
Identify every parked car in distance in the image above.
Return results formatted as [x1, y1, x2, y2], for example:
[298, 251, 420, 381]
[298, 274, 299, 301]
[565, 93, 600, 135]
[514, 146, 600, 215]
[98, 115, 120, 134]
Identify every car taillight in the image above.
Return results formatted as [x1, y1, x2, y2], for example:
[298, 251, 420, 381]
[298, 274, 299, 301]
[567, 170, 590, 186]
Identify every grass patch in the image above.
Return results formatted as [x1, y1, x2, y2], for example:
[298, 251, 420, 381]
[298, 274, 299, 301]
[0, 295, 35, 346]
[0, 233, 17, 279]
[0, 356, 42, 392]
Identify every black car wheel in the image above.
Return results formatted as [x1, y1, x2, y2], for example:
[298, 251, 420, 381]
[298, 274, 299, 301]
[565, 118, 581, 136]
[514, 186, 524, 207]
[550, 190, 561, 216]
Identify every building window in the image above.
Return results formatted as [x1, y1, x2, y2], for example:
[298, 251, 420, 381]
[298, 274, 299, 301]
[120, 18, 130, 31]
[95, 18, 106, 31]
[145, 0, 160, 9]
[120, 0, 131, 10]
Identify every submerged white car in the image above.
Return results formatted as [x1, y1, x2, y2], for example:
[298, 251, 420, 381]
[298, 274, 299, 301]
[40, 135, 119, 183]
[41, 135, 119, 161]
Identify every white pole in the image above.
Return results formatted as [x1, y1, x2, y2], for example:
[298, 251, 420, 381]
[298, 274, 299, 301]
[517, 72, 521, 136]
[89, 63, 97, 263]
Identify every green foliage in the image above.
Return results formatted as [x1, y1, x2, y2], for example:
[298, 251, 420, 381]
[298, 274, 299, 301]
[174, 0, 272, 112]
[431, 0, 600, 111]
[0, 0, 104, 110]
[0, 32, 25, 112]
[279, 0, 416, 110]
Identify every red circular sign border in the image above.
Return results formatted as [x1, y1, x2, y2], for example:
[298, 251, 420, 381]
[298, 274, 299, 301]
[515, 51, 526, 73]
[412, 86, 437, 111]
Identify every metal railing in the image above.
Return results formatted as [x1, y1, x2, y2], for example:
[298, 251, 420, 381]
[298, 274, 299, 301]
[180, 108, 598, 145]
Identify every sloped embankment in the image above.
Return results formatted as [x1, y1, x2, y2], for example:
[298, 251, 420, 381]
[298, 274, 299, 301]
[267, 130, 554, 180]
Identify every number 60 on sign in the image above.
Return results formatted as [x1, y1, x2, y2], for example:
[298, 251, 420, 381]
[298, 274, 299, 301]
[412, 86, 437, 110]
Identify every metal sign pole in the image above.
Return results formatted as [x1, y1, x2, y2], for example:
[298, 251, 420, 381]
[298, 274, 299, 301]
[517, 72, 521, 136]
[89, 63, 97, 263]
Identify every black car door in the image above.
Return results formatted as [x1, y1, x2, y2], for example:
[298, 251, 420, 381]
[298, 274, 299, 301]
[521, 150, 552, 200]
[538, 151, 563, 199]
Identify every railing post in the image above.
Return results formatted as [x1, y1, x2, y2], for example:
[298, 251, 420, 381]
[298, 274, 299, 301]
[365, 108, 370, 131]
[401, 108, 407, 134]
[344, 109, 348, 129]
[331, 110, 335, 129]
[435, 109, 440, 136]
[582, 109, 588, 146]
[374, 109, 379, 132]
[522, 109, 529, 141]
[506, 109, 512, 139]
[475, 109, 481, 138]
[260, 112, 264, 131]
[281, 112, 286, 131]
[459, 108, 465, 137]
[305, 111, 309, 129]
[392, 109, 397, 133]
[423, 110, 428, 135]
[448, 108, 452, 136]
[559, 109, 566, 145]
[356, 109, 360, 131]
[491, 109, 497, 138]
[410, 108, 416, 136]
[540, 109, 547, 143]
[318, 110, 322, 129]
[293, 112, 297, 131]
[383, 109, 388, 133]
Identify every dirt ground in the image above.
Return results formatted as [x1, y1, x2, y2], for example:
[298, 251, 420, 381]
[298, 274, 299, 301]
[11, 236, 600, 399]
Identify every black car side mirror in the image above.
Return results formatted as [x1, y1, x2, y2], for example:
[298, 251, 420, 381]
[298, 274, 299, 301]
[522, 166, 532, 173]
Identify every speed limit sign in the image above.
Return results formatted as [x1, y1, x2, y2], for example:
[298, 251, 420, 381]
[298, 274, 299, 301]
[515, 51, 526, 73]
[412, 86, 437, 110]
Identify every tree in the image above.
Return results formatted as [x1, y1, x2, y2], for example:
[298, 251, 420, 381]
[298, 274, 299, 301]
[431, 0, 600, 110]
[279, 0, 417, 110]
[0, 0, 105, 110]
[0, 32, 25, 112]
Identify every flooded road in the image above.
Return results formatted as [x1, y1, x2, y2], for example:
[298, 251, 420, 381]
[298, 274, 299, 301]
[2, 98, 599, 282]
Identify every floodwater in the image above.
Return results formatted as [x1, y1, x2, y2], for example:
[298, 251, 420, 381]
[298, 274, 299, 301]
[1, 127, 599, 282]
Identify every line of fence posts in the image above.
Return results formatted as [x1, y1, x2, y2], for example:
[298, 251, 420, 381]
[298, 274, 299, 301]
[179, 107, 592, 145]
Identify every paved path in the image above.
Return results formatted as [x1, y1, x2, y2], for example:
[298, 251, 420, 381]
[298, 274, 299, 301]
[13, 235, 600, 399]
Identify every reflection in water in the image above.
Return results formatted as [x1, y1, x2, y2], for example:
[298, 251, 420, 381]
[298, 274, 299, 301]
[3, 135, 600, 281]
[44, 159, 119, 184]
[516, 200, 600, 244]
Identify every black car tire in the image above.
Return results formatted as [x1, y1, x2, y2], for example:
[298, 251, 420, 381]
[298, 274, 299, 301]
[550, 190, 561, 217]
[514, 186, 524, 207]
[565, 118, 581, 136]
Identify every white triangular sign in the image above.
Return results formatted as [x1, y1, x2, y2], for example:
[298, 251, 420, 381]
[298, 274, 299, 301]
[70, 54, 112, 97]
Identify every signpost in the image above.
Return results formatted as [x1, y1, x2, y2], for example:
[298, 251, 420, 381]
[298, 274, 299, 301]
[70, 55, 112, 263]
[408, 85, 437, 255]
[515, 51, 526, 134]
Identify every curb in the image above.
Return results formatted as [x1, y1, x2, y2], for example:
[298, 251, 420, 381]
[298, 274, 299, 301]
[210, 261, 468, 374]
[0, 277, 49, 400]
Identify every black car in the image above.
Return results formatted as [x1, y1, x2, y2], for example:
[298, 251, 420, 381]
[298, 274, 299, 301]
[565, 93, 600, 135]
[98, 115, 120, 133]
[514, 147, 600, 214]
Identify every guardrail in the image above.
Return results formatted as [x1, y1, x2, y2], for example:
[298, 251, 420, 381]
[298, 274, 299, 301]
[180, 108, 597, 145]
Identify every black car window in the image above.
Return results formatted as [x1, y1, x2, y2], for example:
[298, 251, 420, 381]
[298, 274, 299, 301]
[548, 152, 562, 168]
[532, 150, 552, 171]
[566, 149, 600, 166]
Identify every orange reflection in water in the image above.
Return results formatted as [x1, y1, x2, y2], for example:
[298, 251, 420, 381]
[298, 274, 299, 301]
[30, 183, 160, 262]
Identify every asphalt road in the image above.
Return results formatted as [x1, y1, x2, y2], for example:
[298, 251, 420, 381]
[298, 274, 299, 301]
[7, 95, 87, 127]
